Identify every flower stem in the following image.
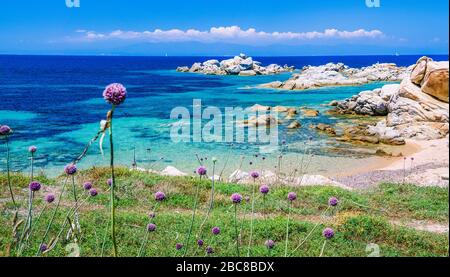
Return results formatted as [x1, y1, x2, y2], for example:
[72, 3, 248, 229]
[247, 181, 257, 257]
[36, 176, 68, 256]
[284, 201, 292, 257]
[234, 204, 240, 257]
[183, 177, 201, 257]
[5, 137, 17, 208]
[109, 107, 118, 257]
[319, 240, 327, 257]
[196, 162, 216, 240]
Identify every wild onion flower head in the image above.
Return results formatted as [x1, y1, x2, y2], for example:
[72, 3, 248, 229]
[197, 239, 204, 247]
[212, 157, 218, 163]
[0, 125, 12, 136]
[265, 240, 275, 249]
[250, 171, 260, 179]
[206, 246, 214, 255]
[288, 192, 297, 201]
[328, 197, 339, 207]
[83, 182, 93, 190]
[147, 223, 156, 232]
[176, 243, 183, 250]
[259, 185, 270, 194]
[245, 196, 250, 202]
[103, 83, 127, 106]
[148, 212, 156, 219]
[29, 181, 41, 192]
[212, 227, 221, 235]
[64, 163, 77, 175]
[155, 191, 166, 201]
[323, 228, 335, 239]
[39, 243, 48, 253]
[231, 193, 242, 204]
[28, 146, 37, 153]
[45, 193, 55, 203]
[196, 166, 207, 176]
[89, 189, 98, 197]
[107, 178, 112, 186]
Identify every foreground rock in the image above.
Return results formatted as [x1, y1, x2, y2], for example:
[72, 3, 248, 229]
[177, 53, 294, 76]
[260, 62, 408, 90]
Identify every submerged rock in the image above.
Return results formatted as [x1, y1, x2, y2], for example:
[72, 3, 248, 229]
[287, 120, 301, 129]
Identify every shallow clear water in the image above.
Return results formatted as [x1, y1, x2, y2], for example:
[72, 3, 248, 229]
[0, 55, 447, 176]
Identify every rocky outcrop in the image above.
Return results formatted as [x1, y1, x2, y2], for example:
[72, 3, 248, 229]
[260, 62, 408, 90]
[177, 53, 294, 76]
[329, 56, 449, 142]
[310, 123, 337, 136]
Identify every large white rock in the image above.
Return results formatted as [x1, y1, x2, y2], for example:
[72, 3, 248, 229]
[161, 166, 187, 177]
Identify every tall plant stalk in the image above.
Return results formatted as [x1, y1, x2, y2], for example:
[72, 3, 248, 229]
[108, 107, 118, 257]
[284, 200, 292, 257]
[247, 181, 257, 257]
[233, 204, 240, 257]
[4, 137, 17, 209]
[183, 177, 201, 257]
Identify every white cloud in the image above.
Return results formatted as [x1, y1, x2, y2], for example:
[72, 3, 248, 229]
[75, 26, 384, 44]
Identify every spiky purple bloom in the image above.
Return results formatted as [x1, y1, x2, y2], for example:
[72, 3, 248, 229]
[155, 191, 166, 201]
[212, 227, 221, 235]
[103, 83, 127, 106]
[322, 228, 335, 239]
[29, 181, 41, 192]
[206, 246, 214, 255]
[176, 243, 183, 250]
[231, 193, 242, 204]
[197, 239, 204, 247]
[328, 197, 339, 207]
[83, 182, 93, 190]
[288, 192, 297, 201]
[250, 171, 259, 179]
[28, 146, 37, 153]
[259, 185, 270, 194]
[107, 178, 112, 186]
[39, 243, 48, 252]
[45, 193, 55, 203]
[89, 189, 98, 197]
[64, 163, 77, 175]
[196, 166, 207, 176]
[0, 125, 12, 136]
[147, 223, 156, 232]
[265, 240, 275, 249]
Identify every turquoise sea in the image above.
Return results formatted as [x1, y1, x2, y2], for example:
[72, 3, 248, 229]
[0, 55, 447, 177]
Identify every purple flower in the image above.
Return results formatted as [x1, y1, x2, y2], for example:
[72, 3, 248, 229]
[29, 181, 41, 192]
[328, 197, 339, 207]
[89, 189, 98, 197]
[323, 228, 335, 239]
[155, 191, 166, 201]
[147, 223, 156, 232]
[250, 171, 260, 179]
[231, 193, 242, 204]
[196, 166, 207, 176]
[83, 182, 93, 190]
[148, 212, 156, 219]
[64, 163, 77, 175]
[212, 227, 221, 235]
[206, 246, 214, 255]
[197, 239, 204, 247]
[45, 193, 55, 203]
[39, 243, 48, 252]
[288, 192, 297, 201]
[107, 178, 112, 186]
[259, 185, 270, 194]
[176, 243, 183, 250]
[28, 146, 37, 153]
[265, 240, 275, 249]
[103, 83, 127, 106]
[0, 125, 12, 136]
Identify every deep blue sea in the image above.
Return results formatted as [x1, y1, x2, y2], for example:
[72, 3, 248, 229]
[1, 55, 448, 176]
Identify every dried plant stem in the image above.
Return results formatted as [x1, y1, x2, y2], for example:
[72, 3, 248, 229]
[319, 240, 327, 257]
[247, 180, 257, 257]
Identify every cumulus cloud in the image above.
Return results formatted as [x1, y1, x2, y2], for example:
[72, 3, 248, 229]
[76, 26, 384, 44]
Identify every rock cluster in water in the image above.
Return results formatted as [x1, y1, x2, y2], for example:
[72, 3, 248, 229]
[260, 62, 409, 90]
[328, 56, 449, 143]
[176, 53, 294, 76]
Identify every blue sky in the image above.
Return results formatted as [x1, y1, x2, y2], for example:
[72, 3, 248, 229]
[0, 0, 448, 55]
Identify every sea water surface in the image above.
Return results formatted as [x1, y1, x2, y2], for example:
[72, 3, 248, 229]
[0, 55, 448, 177]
